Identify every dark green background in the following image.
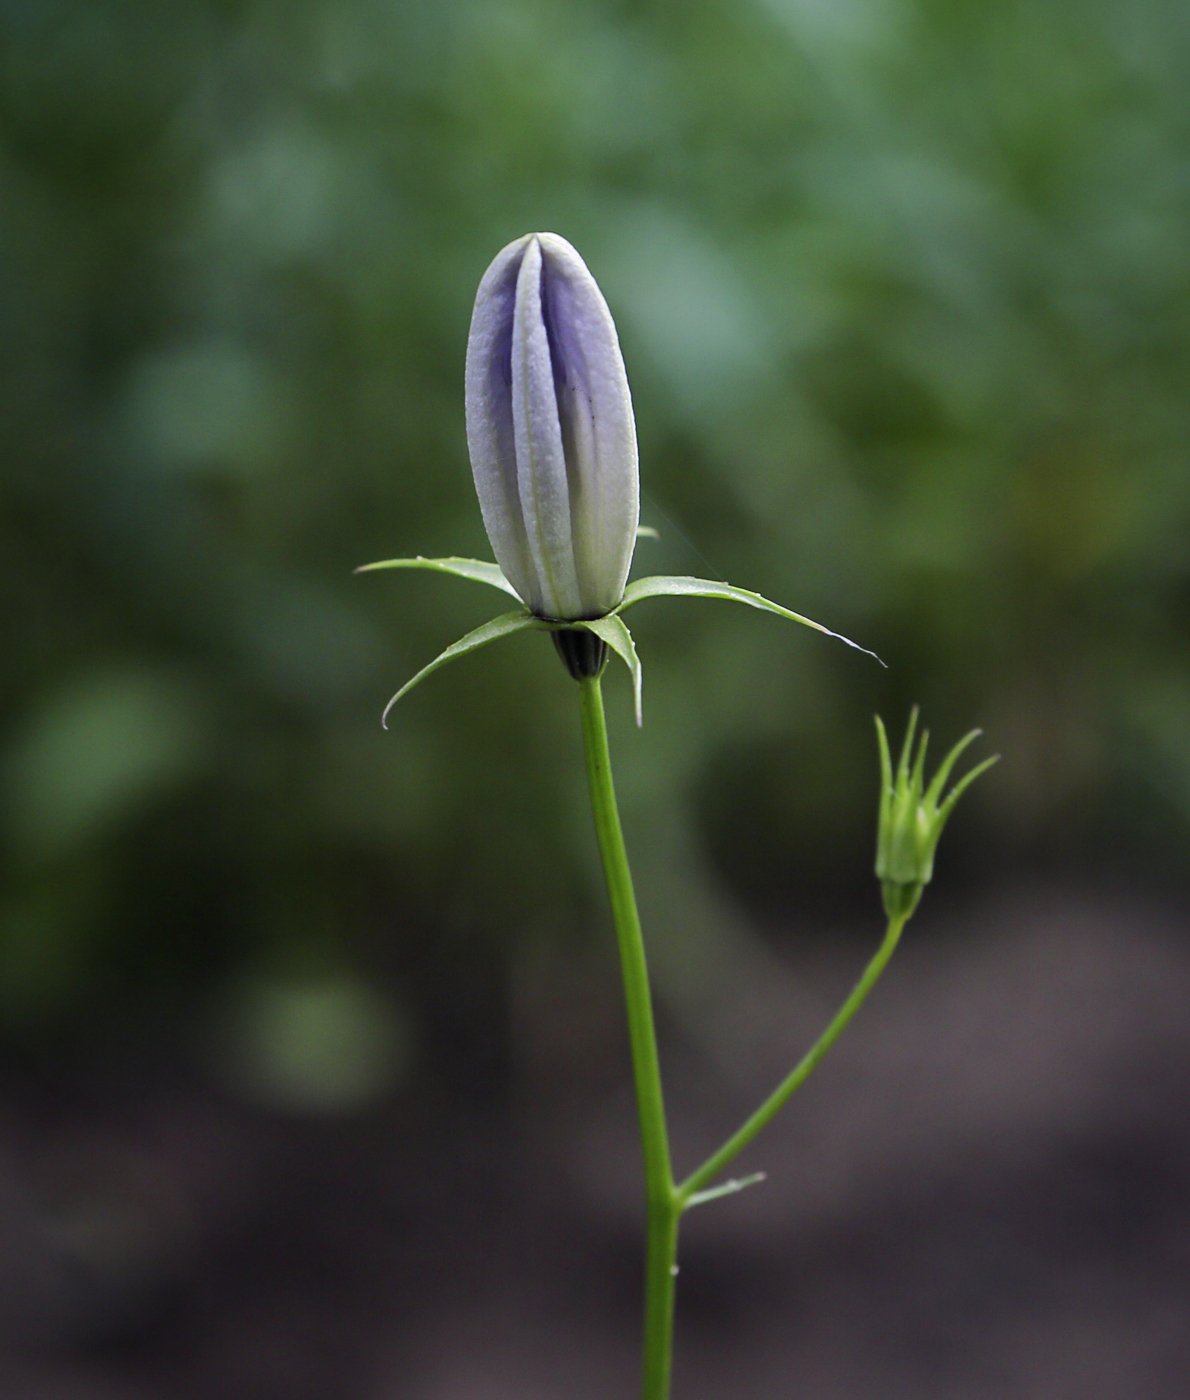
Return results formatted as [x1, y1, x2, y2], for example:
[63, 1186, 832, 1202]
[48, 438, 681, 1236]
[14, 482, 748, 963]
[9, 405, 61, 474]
[3, 0, 1189, 1097]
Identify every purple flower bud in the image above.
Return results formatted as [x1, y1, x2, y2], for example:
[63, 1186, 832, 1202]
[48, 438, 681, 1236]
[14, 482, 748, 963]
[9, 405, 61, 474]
[465, 233, 639, 621]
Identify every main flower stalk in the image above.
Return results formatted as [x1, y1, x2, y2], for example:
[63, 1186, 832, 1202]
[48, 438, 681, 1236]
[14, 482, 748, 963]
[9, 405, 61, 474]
[578, 673, 678, 1400]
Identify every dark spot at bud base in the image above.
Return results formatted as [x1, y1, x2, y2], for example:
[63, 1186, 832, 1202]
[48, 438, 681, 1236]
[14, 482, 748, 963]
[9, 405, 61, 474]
[552, 628, 607, 680]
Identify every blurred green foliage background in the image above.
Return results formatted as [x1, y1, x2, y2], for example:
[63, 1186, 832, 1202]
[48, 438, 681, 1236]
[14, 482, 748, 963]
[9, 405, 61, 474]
[3, 0, 1190, 1101]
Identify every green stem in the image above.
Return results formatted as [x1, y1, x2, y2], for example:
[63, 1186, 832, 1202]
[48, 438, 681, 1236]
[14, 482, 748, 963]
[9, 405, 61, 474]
[578, 674, 679, 1400]
[677, 910, 908, 1204]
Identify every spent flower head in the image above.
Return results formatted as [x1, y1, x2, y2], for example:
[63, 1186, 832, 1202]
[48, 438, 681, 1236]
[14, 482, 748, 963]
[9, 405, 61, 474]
[875, 708, 998, 921]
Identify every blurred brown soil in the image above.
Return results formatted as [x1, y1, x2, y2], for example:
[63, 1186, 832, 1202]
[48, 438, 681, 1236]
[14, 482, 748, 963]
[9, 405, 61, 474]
[1, 883, 1189, 1399]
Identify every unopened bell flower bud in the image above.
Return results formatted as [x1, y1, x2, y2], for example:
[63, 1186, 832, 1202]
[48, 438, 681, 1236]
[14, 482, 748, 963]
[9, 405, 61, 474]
[465, 232, 639, 622]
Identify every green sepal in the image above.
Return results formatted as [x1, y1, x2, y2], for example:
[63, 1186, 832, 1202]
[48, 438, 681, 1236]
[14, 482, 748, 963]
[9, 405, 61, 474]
[578, 613, 643, 727]
[381, 609, 541, 727]
[364, 562, 879, 724]
[355, 555, 520, 601]
[615, 575, 882, 665]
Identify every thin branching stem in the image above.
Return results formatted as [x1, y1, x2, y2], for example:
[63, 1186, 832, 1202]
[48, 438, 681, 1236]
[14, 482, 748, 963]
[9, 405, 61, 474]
[578, 672, 912, 1398]
[676, 911, 908, 1204]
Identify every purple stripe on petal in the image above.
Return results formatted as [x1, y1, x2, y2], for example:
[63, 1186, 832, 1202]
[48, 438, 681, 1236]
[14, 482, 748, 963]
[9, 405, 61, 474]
[537, 235, 639, 617]
[465, 235, 538, 611]
[512, 237, 582, 619]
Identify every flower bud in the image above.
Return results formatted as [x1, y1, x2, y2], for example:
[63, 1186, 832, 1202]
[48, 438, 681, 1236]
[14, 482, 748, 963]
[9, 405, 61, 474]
[875, 710, 998, 921]
[465, 233, 639, 621]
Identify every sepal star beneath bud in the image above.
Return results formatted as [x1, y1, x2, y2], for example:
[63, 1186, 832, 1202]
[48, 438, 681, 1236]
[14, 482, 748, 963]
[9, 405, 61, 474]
[357, 550, 882, 729]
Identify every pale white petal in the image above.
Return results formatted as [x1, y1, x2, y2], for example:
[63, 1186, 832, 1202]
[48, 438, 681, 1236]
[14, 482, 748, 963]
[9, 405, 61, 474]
[537, 233, 639, 617]
[511, 236, 582, 619]
[464, 234, 538, 610]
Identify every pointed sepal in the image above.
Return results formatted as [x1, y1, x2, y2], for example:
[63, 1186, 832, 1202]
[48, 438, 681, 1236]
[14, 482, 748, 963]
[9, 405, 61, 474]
[579, 613, 643, 727]
[355, 556, 521, 601]
[381, 609, 541, 727]
[615, 575, 882, 665]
